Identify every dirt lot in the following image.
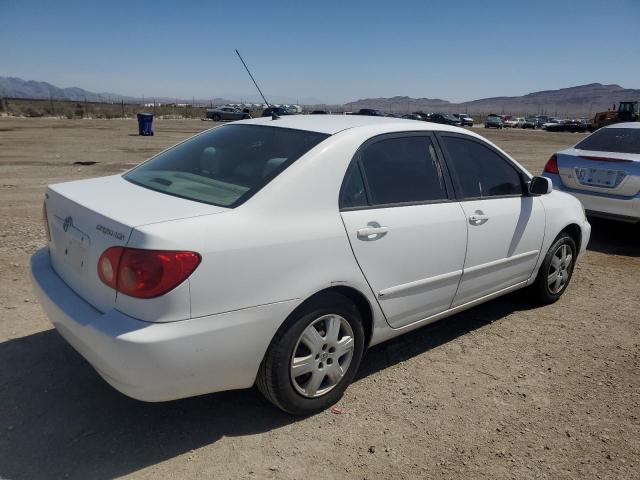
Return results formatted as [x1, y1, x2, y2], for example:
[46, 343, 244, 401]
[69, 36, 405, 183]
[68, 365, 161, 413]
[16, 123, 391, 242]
[0, 118, 638, 480]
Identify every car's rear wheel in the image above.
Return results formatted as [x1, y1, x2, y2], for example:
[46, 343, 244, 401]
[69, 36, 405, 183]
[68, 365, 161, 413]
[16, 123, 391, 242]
[530, 232, 576, 304]
[256, 292, 365, 415]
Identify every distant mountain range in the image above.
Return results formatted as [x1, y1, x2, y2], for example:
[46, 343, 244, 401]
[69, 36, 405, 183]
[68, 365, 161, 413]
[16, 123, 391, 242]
[0, 76, 236, 105]
[345, 83, 640, 116]
[1, 76, 639, 115]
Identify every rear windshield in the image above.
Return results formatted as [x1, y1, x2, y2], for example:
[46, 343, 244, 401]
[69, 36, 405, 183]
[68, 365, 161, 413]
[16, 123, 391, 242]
[124, 125, 329, 207]
[575, 128, 640, 154]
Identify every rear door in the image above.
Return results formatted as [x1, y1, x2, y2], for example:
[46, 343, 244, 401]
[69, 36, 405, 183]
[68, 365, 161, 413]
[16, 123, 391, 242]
[438, 133, 545, 306]
[340, 133, 468, 328]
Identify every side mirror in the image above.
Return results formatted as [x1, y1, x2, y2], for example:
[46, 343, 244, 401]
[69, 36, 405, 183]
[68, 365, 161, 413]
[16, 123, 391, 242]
[529, 176, 552, 195]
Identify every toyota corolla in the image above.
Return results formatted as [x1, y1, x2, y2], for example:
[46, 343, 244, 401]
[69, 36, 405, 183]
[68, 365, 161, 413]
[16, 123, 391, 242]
[31, 115, 590, 415]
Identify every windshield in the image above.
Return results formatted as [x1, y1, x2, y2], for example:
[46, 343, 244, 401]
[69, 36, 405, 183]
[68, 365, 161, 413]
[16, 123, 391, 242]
[575, 128, 640, 154]
[125, 125, 329, 207]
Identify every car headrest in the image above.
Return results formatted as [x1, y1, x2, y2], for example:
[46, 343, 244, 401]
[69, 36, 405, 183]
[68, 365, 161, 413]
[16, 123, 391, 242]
[263, 157, 287, 177]
[200, 147, 221, 174]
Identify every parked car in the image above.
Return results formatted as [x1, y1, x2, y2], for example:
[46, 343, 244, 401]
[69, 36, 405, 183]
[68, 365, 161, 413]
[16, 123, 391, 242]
[402, 113, 423, 121]
[32, 115, 590, 415]
[544, 120, 589, 133]
[412, 111, 430, 121]
[310, 110, 329, 114]
[522, 117, 538, 129]
[261, 106, 295, 117]
[454, 113, 474, 127]
[354, 108, 386, 117]
[427, 113, 461, 126]
[385, 112, 403, 118]
[543, 122, 639, 223]
[542, 119, 561, 130]
[501, 116, 513, 127]
[535, 116, 551, 129]
[206, 106, 251, 121]
[503, 117, 520, 128]
[485, 114, 503, 129]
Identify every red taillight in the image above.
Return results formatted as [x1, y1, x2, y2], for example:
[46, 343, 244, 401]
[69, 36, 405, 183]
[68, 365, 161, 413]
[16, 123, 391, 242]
[98, 247, 200, 299]
[43, 202, 51, 242]
[543, 154, 559, 174]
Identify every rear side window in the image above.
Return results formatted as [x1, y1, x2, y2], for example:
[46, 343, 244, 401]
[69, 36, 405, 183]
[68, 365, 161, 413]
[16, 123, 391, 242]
[341, 135, 448, 208]
[575, 128, 640, 154]
[125, 125, 328, 207]
[441, 136, 523, 198]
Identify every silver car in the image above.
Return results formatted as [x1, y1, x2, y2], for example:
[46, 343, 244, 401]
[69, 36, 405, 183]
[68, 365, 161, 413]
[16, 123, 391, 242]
[543, 123, 640, 223]
[206, 106, 251, 121]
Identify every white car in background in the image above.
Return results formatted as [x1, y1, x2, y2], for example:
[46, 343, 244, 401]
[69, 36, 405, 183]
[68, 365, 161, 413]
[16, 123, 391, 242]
[503, 117, 518, 128]
[31, 115, 590, 415]
[543, 123, 640, 223]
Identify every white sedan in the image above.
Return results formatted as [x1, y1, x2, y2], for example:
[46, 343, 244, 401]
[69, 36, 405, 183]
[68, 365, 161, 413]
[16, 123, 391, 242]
[543, 122, 640, 223]
[31, 115, 590, 415]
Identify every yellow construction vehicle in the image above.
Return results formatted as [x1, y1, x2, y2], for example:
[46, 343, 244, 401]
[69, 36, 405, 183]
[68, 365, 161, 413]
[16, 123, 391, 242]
[590, 101, 639, 131]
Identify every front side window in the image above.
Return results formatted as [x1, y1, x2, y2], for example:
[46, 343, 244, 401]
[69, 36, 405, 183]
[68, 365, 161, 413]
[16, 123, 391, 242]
[125, 125, 328, 207]
[440, 136, 523, 199]
[575, 128, 640, 154]
[341, 135, 448, 208]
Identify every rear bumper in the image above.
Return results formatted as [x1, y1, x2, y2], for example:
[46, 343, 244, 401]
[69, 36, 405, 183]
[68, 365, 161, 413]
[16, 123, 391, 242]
[30, 247, 296, 401]
[545, 174, 640, 223]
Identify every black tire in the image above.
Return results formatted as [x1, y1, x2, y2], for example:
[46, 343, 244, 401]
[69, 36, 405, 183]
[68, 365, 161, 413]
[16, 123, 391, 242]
[242, 114, 250, 120]
[212, 114, 221, 121]
[530, 232, 576, 304]
[256, 292, 365, 415]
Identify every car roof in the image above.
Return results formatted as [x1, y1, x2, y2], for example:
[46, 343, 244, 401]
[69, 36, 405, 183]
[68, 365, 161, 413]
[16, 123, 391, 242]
[236, 114, 467, 135]
[603, 122, 640, 130]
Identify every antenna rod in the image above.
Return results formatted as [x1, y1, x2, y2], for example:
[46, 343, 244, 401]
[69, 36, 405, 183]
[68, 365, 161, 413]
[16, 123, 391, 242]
[235, 49, 271, 109]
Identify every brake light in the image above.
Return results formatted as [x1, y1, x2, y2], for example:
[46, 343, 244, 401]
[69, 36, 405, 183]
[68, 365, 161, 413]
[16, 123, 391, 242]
[43, 202, 51, 242]
[580, 155, 632, 163]
[543, 154, 559, 174]
[98, 247, 201, 299]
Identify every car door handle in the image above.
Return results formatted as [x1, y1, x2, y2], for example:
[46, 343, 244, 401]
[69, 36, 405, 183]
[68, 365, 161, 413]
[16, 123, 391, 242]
[469, 210, 489, 225]
[357, 225, 389, 240]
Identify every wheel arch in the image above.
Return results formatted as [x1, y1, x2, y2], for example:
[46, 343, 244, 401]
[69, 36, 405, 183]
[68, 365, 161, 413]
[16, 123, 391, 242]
[559, 222, 582, 251]
[284, 286, 375, 348]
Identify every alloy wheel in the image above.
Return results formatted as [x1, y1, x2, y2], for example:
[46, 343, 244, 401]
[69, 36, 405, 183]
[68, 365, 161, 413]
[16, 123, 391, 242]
[547, 244, 573, 294]
[290, 314, 355, 398]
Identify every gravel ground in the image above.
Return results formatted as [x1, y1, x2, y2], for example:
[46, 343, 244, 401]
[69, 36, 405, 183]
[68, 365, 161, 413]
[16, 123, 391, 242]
[0, 118, 638, 480]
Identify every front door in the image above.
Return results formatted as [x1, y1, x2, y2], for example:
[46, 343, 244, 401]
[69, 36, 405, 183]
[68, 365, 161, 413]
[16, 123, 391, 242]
[340, 133, 468, 328]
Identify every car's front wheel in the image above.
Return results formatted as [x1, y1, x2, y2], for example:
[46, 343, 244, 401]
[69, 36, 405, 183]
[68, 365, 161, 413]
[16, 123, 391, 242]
[531, 232, 576, 304]
[256, 292, 365, 415]
[212, 114, 221, 121]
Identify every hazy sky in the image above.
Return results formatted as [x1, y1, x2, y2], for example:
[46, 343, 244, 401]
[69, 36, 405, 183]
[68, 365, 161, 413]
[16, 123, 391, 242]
[1, 0, 639, 104]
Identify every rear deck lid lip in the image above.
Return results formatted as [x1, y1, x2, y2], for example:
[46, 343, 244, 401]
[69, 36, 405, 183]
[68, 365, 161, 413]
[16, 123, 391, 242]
[558, 148, 640, 164]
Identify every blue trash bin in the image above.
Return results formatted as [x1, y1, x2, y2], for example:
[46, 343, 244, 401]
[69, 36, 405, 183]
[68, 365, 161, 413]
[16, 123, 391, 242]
[137, 113, 154, 136]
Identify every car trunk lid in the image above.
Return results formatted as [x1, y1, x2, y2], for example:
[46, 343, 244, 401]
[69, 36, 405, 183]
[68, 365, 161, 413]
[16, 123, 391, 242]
[557, 148, 640, 197]
[45, 175, 227, 312]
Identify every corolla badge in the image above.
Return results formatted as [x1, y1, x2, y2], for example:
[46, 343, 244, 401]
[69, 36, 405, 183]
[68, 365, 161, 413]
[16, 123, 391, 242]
[96, 224, 125, 241]
[63, 216, 73, 232]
